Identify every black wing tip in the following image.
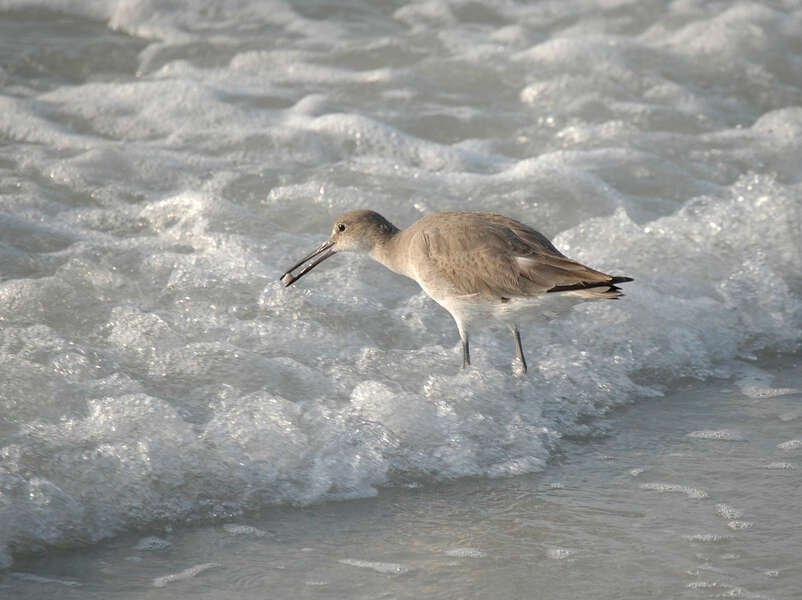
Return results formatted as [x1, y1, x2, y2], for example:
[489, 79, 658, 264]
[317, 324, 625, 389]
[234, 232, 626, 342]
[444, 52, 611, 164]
[546, 275, 633, 295]
[610, 275, 634, 284]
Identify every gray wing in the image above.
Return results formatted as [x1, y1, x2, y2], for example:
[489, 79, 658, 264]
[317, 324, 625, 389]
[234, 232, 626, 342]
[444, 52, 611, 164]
[411, 212, 621, 299]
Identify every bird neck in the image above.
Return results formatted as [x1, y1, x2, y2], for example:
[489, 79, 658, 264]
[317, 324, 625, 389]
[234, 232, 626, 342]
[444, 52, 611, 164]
[369, 227, 411, 278]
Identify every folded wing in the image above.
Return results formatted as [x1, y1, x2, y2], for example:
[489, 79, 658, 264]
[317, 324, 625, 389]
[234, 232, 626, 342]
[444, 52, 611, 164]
[413, 212, 630, 300]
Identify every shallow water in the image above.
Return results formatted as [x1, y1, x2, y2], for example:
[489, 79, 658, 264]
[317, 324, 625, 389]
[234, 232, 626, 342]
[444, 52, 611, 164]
[1, 0, 801, 596]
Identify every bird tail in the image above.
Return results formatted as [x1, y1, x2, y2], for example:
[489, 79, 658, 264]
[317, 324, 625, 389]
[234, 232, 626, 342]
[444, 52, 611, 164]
[546, 276, 633, 298]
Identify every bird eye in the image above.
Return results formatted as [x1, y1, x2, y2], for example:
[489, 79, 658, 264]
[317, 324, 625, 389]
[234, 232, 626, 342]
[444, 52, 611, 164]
[337, 223, 346, 232]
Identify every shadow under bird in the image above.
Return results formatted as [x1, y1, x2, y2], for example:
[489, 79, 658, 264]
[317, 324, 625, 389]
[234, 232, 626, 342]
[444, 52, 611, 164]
[281, 210, 632, 374]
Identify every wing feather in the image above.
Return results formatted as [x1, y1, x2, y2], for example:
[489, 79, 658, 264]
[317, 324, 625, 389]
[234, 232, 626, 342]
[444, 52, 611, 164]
[408, 212, 626, 300]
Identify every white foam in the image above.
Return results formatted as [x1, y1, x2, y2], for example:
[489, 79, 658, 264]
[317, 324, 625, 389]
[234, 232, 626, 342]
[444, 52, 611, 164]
[231, 50, 392, 85]
[686, 581, 718, 590]
[546, 547, 577, 560]
[764, 462, 794, 470]
[777, 440, 802, 450]
[134, 536, 171, 551]
[152, 563, 222, 588]
[682, 534, 731, 544]
[297, 112, 500, 174]
[444, 547, 486, 559]
[222, 524, 269, 537]
[740, 386, 799, 399]
[715, 504, 743, 520]
[687, 430, 746, 442]
[338, 559, 412, 574]
[639, 483, 708, 499]
[778, 411, 801, 423]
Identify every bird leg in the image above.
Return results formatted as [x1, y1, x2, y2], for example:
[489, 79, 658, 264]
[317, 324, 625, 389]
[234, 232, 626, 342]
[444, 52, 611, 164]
[457, 323, 471, 369]
[512, 326, 527, 374]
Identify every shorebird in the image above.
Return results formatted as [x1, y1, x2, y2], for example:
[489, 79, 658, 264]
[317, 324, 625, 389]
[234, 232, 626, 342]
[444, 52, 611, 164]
[281, 210, 632, 373]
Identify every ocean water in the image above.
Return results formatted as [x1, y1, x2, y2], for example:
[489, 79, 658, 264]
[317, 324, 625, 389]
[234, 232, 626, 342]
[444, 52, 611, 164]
[0, 0, 800, 598]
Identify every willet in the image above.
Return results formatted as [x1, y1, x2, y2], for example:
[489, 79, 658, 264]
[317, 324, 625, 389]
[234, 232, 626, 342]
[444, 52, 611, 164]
[281, 210, 632, 373]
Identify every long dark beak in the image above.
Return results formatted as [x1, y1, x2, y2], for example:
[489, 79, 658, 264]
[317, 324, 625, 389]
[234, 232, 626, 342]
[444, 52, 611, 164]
[280, 239, 336, 286]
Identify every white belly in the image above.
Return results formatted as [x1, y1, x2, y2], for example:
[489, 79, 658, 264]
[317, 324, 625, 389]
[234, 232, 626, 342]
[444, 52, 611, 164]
[423, 285, 587, 331]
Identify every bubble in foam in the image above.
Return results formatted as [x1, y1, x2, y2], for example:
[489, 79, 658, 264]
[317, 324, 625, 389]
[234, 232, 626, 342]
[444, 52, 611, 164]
[682, 534, 731, 543]
[222, 524, 269, 537]
[779, 411, 800, 423]
[715, 503, 743, 520]
[686, 429, 745, 441]
[444, 547, 486, 558]
[764, 462, 794, 470]
[686, 581, 712, 589]
[547, 547, 577, 560]
[739, 385, 799, 399]
[338, 559, 412, 574]
[639, 483, 708, 499]
[134, 536, 171, 551]
[152, 563, 222, 588]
